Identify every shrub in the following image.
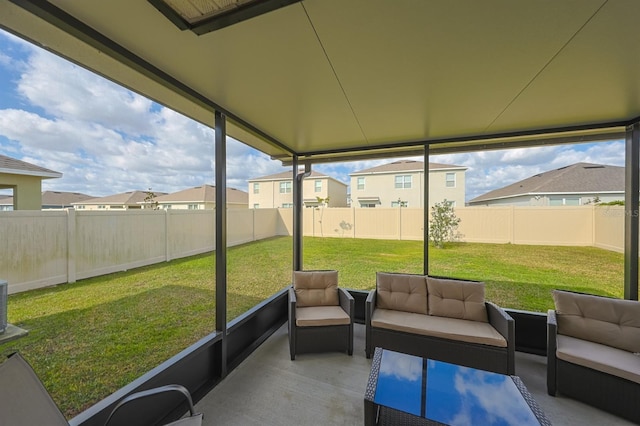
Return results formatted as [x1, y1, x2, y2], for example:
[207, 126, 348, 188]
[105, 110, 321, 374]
[429, 199, 461, 248]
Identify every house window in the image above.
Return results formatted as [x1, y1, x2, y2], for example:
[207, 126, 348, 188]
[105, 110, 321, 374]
[360, 202, 376, 208]
[550, 197, 581, 206]
[253, 203, 260, 209]
[446, 173, 456, 188]
[98, 205, 106, 209]
[395, 175, 412, 189]
[282, 203, 293, 208]
[188, 204, 199, 210]
[315, 180, 322, 193]
[391, 200, 408, 207]
[279, 181, 292, 193]
[357, 177, 365, 190]
[253, 183, 260, 194]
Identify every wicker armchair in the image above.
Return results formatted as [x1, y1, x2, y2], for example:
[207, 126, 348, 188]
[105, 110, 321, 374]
[547, 290, 640, 424]
[288, 270, 354, 360]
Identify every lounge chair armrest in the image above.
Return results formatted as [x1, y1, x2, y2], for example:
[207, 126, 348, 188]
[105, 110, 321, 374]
[547, 309, 557, 354]
[365, 290, 376, 325]
[486, 302, 515, 374]
[365, 290, 377, 358]
[338, 288, 355, 319]
[547, 309, 557, 327]
[547, 309, 558, 395]
[105, 384, 200, 426]
[486, 302, 514, 342]
[288, 286, 296, 322]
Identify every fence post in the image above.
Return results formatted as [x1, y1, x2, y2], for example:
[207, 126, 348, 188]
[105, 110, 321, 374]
[509, 205, 515, 244]
[67, 208, 76, 284]
[165, 209, 171, 262]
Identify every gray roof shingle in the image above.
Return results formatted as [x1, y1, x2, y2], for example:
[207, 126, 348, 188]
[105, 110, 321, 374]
[470, 162, 624, 203]
[0, 154, 62, 178]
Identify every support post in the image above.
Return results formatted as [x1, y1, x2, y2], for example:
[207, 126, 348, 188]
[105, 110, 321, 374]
[293, 158, 311, 271]
[625, 122, 640, 300]
[424, 145, 430, 275]
[215, 111, 228, 376]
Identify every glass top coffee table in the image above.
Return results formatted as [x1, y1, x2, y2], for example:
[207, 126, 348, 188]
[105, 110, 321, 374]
[364, 348, 551, 426]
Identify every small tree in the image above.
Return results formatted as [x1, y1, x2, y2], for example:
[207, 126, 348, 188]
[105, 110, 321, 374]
[429, 199, 461, 248]
[144, 188, 159, 210]
[315, 196, 329, 237]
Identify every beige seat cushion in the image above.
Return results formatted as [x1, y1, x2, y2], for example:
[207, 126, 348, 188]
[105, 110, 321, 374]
[371, 309, 506, 347]
[376, 272, 428, 314]
[553, 290, 640, 353]
[293, 270, 339, 307]
[556, 334, 640, 384]
[427, 277, 488, 322]
[295, 306, 350, 327]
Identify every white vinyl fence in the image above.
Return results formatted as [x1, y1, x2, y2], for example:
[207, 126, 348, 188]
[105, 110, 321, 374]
[0, 205, 626, 293]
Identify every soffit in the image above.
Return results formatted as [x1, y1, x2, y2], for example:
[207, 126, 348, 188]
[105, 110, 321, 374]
[0, 0, 638, 163]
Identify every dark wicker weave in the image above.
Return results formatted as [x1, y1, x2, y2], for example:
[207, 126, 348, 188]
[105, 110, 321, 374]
[547, 310, 640, 424]
[365, 290, 515, 375]
[288, 287, 354, 360]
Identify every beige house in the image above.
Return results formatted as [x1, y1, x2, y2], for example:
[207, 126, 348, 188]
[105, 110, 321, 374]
[72, 190, 163, 211]
[349, 160, 466, 208]
[151, 185, 248, 210]
[248, 171, 348, 208]
[42, 191, 94, 209]
[0, 155, 62, 210]
[469, 162, 624, 207]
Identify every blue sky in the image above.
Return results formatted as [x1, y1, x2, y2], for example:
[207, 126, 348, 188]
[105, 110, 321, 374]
[0, 29, 625, 201]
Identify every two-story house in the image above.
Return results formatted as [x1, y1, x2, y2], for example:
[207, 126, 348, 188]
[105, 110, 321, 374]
[248, 171, 348, 208]
[349, 160, 466, 208]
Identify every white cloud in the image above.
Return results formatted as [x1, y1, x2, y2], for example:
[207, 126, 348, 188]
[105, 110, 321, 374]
[17, 48, 157, 136]
[379, 351, 422, 381]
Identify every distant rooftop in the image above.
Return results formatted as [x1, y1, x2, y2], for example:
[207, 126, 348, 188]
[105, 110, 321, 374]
[350, 160, 466, 175]
[73, 190, 165, 205]
[470, 162, 624, 203]
[152, 185, 248, 204]
[42, 191, 93, 206]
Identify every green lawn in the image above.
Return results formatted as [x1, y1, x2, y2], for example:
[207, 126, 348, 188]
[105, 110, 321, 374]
[0, 236, 624, 418]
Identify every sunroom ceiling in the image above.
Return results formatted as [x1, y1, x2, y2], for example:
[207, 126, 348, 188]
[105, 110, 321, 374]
[0, 0, 638, 163]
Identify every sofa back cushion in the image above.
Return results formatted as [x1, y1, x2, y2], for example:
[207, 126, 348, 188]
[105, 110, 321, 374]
[293, 270, 339, 307]
[553, 290, 640, 353]
[376, 272, 428, 314]
[427, 277, 488, 322]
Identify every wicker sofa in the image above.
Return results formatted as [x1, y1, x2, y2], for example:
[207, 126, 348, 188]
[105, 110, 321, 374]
[365, 272, 515, 375]
[547, 290, 640, 424]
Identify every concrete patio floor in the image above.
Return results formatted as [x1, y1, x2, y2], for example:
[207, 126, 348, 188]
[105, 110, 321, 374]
[195, 323, 634, 425]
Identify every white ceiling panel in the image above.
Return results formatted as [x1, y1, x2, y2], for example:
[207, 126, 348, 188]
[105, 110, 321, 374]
[1, 0, 637, 162]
